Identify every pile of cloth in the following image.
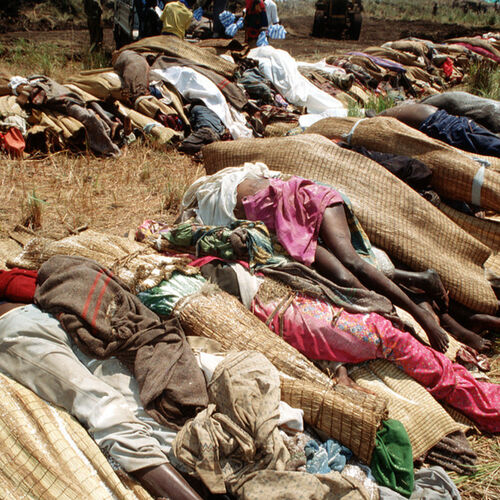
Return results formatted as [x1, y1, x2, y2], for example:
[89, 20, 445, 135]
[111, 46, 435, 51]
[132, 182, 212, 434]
[0, 223, 486, 500]
[0, 29, 498, 158]
[1, 18, 500, 500]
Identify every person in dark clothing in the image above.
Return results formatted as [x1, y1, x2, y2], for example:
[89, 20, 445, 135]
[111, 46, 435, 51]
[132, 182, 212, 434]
[83, 0, 103, 51]
[143, 0, 163, 37]
[380, 103, 500, 157]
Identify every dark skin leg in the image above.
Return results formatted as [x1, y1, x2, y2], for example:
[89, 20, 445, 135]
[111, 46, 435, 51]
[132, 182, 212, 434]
[378, 103, 438, 129]
[439, 312, 493, 353]
[132, 463, 203, 500]
[392, 268, 449, 310]
[449, 300, 500, 335]
[315, 204, 449, 353]
[336, 365, 375, 395]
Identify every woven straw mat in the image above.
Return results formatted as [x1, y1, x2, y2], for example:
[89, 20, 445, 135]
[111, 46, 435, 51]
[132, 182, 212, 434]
[7, 230, 147, 271]
[307, 116, 500, 213]
[349, 360, 469, 460]
[280, 377, 386, 464]
[438, 201, 500, 252]
[0, 373, 151, 500]
[202, 134, 497, 314]
[173, 289, 388, 460]
[119, 35, 237, 78]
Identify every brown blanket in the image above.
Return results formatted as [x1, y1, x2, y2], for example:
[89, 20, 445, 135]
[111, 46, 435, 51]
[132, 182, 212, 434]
[113, 50, 151, 105]
[34, 255, 208, 430]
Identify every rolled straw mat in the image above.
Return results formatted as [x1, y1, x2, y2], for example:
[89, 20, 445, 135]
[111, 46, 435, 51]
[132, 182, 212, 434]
[280, 377, 387, 463]
[174, 287, 336, 388]
[349, 360, 469, 460]
[65, 71, 123, 101]
[0, 238, 22, 270]
[174, 288, 388, 460]
[306, 116, 500, 212]
[202, 134, 497, 313]
[119, 35, 237, 78]
[264, 121, 299, 137]
[0, 373, 151, 500]
[438, 201, 500, 252]
[7, 230, 147, 271]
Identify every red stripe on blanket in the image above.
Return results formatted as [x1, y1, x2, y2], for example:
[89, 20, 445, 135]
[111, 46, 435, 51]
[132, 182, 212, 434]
[90, 274, 112, 330]
[217, 79, 230, 91]
[82, 269, 104, 321]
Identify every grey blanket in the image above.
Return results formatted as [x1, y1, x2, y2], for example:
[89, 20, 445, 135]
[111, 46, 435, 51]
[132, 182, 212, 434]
[421, 91, 500, 133]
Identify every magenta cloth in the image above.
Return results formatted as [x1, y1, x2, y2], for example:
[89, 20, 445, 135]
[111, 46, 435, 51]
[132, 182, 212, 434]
[454, 43, 500, 63]
[189, 255, 251, 269]
[242, 176, 343, 265]
[252, 294, 500, 433]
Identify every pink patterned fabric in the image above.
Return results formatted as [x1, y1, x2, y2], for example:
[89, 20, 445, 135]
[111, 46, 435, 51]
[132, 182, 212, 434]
[242, 176, 343, 265]
[252, 294, 500, 433]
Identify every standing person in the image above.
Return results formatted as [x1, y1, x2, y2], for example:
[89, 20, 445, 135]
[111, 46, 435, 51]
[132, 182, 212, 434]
[143, 0, 163, 37]
[264, 0, 279, 25]
[160, 0, 194, 38]
[244, 0, 268, 47]
[83, 0, 103, 51]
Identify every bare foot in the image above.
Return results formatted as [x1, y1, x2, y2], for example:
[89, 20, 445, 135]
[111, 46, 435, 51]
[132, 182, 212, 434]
[336, 366, 376, 395]
[420, 311, 449, 353]
[440, 313, 494, 353]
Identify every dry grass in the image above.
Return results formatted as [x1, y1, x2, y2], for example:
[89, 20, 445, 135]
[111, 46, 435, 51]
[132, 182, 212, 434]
[451, 354, 500, 500]
[0, 141, 202, 241]
[0, 17, 499, 500]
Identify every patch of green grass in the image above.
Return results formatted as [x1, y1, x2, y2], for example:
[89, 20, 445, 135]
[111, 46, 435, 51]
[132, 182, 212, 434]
[466, 60, 500, 100]
[0, 38, 69, 76]
[362, 0, 499, 27]
[365, 94, 397, 114]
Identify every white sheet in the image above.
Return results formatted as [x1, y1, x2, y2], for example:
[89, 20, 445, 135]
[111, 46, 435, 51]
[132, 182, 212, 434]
[181, 162, 280, 226]
[151, 66, 253, 139]
[248, 45, 348, 116]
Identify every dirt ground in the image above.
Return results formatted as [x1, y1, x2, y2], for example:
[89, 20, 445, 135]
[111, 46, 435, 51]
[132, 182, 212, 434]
[0, 15, 491, 60]
[0, 14, 499, 500]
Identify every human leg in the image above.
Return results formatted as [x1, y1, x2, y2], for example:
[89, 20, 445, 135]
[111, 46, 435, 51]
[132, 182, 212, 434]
[253, 294, 499, 432]
[0, 305, 168, 473]
[438, 312, 493, 353]
[449, 300, 500, 334]
[392, 268, 449, 309]
[318, 205, 449, 352]
[367, 313, 500, 433]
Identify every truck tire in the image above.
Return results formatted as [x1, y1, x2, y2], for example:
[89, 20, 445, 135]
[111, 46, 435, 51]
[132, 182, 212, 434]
[348, 13, 362, 40]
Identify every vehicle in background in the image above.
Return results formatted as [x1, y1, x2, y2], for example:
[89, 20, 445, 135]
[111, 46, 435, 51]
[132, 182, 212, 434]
[312, 0, 363, 40]
[113, 0, 140, 48]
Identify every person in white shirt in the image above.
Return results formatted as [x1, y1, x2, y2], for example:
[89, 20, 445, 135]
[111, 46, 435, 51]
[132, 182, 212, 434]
[264, 0, 279, 25]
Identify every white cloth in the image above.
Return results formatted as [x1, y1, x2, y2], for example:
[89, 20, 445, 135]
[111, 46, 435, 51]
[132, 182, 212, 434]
[8, 76, 28, 95]
[278, 401, 304, 433]
[0, 305, 175, 473]
[181, 162, 280, 226]
[265, 0, 279, 25]
[248, 45, 347, 116]
[296, 59, 346, 77]
[150, 66, 253, 139]
[230, 262, 263, 308]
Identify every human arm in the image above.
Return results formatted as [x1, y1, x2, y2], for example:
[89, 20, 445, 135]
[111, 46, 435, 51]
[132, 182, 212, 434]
[132, 463, 203, 500]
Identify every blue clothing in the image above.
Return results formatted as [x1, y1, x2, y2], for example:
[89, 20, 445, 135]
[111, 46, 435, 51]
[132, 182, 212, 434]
[304, 439, 353, 474]
[419, 109, 500, 157]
